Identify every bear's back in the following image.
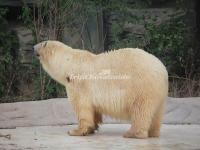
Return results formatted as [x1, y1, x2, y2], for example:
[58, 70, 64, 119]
[95, 48, 167, 78]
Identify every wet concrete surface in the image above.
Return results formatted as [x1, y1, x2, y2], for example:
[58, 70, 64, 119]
[0, 124, 199, 150]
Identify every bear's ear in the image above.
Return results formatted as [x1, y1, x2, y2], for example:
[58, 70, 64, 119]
[43, 41, 48, 48]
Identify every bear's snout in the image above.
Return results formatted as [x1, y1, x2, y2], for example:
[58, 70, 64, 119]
[33, 45, 40, 57]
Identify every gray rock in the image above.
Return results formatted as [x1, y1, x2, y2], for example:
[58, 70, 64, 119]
[0, 97, 200, 129]
[13, 25, 34, 64]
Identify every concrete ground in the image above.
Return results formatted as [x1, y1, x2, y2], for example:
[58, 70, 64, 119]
[0, 124, 200, 150]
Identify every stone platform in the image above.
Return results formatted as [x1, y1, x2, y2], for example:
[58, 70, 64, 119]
[0, 97, 200, 150]
[0, 124, 200, 150]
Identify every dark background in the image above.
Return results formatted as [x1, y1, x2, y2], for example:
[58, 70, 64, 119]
[0, 0, 199, 103]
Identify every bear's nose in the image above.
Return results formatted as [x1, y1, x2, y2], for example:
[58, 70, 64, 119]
[32, 46, 35, 53]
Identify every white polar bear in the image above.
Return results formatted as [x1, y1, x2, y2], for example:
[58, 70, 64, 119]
[34, 40, 168, 138]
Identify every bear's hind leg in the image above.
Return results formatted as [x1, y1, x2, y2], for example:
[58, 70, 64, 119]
[94, 111, 102, 130]
[148, 102, 164, 137]
[123, 100, 155, 139]
[68, 100, 96, 136]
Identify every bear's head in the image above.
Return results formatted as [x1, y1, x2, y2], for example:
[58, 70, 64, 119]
[33, 40, 72, 85]
[34, 40, 66, 64]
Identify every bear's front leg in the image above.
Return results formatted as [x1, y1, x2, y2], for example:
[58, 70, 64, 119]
[68, 126, 95, 136]
[68, 99, 96, 136]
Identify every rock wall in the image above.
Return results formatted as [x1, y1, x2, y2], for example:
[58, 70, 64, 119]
[13, 25, 34, 64]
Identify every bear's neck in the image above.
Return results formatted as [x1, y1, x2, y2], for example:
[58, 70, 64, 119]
[53, 49, 96, 86]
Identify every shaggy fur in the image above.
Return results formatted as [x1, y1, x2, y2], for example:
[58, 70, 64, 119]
[34, 40, 168, 138]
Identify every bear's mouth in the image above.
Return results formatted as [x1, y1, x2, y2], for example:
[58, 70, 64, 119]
[36, 53, 40, 57]
[34, 51, 40, 57]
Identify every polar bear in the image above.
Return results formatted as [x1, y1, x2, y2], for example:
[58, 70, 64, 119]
[34, 40, 168, 138]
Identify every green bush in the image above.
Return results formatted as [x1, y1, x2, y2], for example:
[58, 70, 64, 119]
[21, 1, 70, 100]
[0, 8, 19, 98]
[145, 17, 187, 76]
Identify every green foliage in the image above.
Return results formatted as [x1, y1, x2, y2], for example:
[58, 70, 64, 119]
[96, 0, 148, 50]
[20, 6, 33, 29]
[33, 71, 66, 100]
[21, 0, 80, 42]
[145, 17, 189, 76]
[0, 8, 19, 97]
[110, 21, 145, 49]
[20, 1, 71, 100]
